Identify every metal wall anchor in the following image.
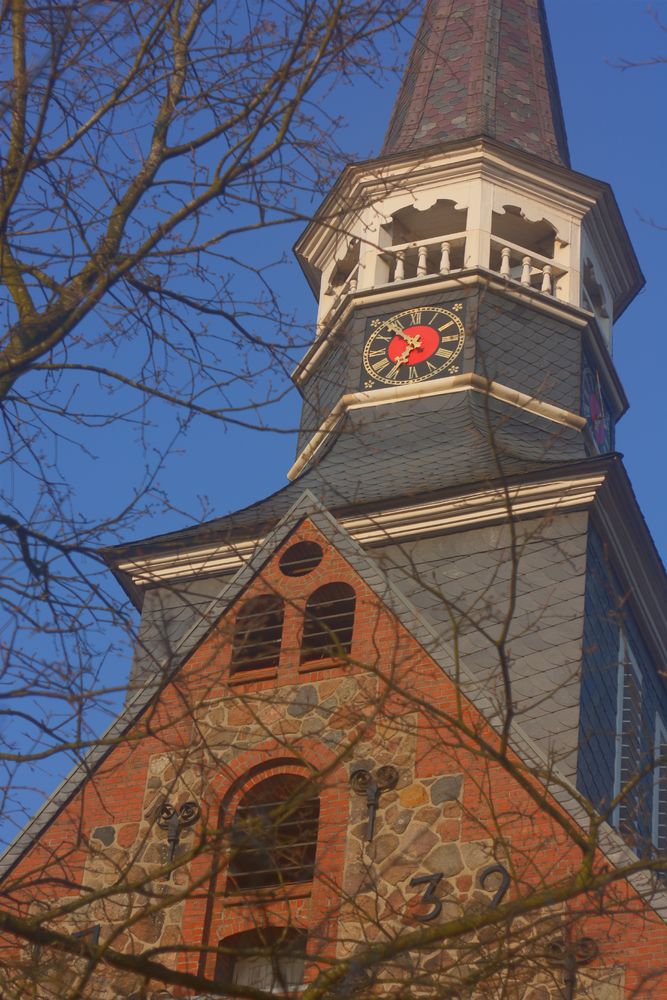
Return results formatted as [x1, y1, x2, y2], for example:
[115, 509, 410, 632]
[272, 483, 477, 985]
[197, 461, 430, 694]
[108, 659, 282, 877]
[547, 934, 598, 1000]
[157, 800, 200, 862]
[350, 765, 399, 841]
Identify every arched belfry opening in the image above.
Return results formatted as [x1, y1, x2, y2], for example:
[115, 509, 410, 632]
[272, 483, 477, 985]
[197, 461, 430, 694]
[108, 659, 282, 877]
[491, 205, 557, 259]
[376, 199, 468, 284]
[489, 204, 563, 296]
[321, 238, 360, 318]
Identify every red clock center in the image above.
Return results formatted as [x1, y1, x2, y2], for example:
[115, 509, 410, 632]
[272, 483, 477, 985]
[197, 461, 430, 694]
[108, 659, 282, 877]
[387, 325, 441, 365]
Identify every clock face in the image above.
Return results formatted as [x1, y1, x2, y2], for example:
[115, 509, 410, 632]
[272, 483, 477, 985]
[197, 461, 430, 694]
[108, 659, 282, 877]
[362, 305, 465, 388]
[582, 358, 612, 452]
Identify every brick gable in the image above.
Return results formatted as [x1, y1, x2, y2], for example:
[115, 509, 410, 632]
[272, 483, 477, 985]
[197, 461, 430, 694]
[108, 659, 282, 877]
[4, 516, 667, 997]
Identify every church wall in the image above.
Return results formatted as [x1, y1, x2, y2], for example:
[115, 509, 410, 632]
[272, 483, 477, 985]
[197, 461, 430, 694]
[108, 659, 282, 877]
[578, 526, 666, 844]
[128, 577, 231, 696]
[6, 518, 667, 1000]
[375, 509, 590, 779]
[475, 292, 581, 416]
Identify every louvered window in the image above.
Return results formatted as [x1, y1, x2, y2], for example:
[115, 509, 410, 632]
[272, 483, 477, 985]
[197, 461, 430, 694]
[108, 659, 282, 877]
[227, 774, 319, 892]
[231, 595, 284, 674]
[653, 717, 667, 858]
[614, 634, 644, 839]
[300, 583, 355, 663]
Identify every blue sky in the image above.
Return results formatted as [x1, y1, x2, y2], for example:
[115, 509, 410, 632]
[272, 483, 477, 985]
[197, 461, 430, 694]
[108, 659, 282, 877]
[137, 0, 666, 560]
[548, 0, 667, 562]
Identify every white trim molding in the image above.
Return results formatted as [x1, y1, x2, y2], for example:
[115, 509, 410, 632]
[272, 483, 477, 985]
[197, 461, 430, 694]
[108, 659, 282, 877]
[116, 470, 605, 586]
[287, 372, 586, 481]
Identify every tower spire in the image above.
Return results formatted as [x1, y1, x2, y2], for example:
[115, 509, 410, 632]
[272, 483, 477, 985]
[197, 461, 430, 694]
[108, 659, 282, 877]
[383, 0, 570, 167]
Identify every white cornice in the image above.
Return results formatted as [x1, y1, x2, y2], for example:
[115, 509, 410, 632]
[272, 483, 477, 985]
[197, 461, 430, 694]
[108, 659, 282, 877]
[287, 372, 586, 482]
[294, 140, 602, 268]
[116, 470, 603, 586]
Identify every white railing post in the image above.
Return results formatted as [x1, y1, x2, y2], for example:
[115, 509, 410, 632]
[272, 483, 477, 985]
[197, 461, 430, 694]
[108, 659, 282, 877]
[541, 265, 552, 295]
[500, 246, 511, 278]
[440, 241, 451, 275]
[521, 256, 532, 286]
[417, 245, 428, 277]
[348, 276, 357, 293]
[394, 250, 405, 282]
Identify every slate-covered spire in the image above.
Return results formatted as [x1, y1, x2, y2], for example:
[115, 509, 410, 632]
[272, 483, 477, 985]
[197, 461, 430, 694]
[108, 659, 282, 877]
[383, 0, 570, 167]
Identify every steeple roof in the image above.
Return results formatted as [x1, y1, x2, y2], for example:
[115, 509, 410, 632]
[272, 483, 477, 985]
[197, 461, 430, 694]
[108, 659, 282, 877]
[383, 0, 570, 167]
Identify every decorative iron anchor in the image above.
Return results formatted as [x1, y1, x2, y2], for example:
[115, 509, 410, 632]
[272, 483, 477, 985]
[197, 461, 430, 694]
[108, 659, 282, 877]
[547, 934, 598, 1000]
[350, 765, 399, 841]
[156, 800, 200, 862]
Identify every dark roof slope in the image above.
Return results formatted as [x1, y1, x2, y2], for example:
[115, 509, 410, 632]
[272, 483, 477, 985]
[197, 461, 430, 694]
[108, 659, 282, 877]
[107, 391, 581, 566]
[383, 0, 570, 167]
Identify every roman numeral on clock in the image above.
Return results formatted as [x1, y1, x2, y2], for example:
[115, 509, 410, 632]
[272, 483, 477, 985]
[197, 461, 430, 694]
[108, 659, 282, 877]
[436, 347, 452, 359]
[373, 357, 391, 372]
[385, 317, 405, 337]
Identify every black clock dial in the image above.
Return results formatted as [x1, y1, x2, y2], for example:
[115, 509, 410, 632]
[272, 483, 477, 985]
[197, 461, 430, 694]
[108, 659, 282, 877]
[362, 305, 465, 388]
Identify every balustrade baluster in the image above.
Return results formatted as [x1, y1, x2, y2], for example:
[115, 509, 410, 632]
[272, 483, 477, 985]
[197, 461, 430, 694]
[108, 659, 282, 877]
[440, 242, 451, 275]
[521, 256, 532, 286]
[500, 246, 511, 279]
[348, 276, 357, 293]
[417, 245, 428, 277]
[541, 265, 552, 295]
[394, 250, 405, 282]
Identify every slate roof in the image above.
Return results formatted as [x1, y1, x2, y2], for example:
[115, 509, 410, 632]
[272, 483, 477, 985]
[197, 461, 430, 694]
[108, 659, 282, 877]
[108, 390, 584, 566]
[383, 0, 570, 167]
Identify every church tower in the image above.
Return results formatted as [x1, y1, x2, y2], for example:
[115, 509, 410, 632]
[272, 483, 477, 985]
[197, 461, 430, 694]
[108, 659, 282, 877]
[3, 2, 667, 998]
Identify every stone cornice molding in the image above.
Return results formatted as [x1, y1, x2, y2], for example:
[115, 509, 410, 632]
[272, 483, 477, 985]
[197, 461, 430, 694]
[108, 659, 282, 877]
[115, 469, 602, 587]
[293, 138, 643, 320]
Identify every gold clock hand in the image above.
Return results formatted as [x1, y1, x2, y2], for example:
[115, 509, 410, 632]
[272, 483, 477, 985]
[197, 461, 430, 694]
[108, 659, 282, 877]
[397, 332, 422, 351]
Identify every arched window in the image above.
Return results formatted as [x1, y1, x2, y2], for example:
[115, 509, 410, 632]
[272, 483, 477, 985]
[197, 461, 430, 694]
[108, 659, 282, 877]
[215, 928, 307, 993]
[300, 582, 356, 664]
[227, 774, 319, 892]
[231, 595, 284, 674]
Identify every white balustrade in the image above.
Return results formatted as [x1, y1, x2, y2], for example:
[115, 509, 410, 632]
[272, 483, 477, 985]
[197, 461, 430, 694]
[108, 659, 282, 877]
[395, 250, 405, 281]
[494, 240, 558, 296]
[362, 232, 564, 301]
[521, 256, 532, 286]
[500, 246, 511, 279]
[440, 241, 451, 275]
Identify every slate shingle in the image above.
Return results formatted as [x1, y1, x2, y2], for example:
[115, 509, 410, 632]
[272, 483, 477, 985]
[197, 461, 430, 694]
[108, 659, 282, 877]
[382, 0, 570, 166]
